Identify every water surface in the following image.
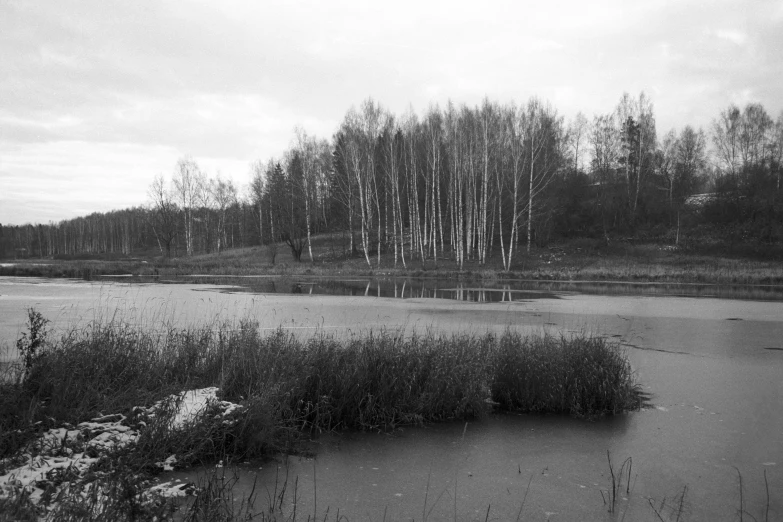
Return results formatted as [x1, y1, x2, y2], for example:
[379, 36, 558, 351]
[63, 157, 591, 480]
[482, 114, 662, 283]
[103, 273, 783, 302]
[1, 276, 781, 520]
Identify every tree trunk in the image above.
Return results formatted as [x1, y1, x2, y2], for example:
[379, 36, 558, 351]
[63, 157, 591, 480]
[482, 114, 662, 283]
[527, 136, 534, 254]
[305, 182, 313, 263]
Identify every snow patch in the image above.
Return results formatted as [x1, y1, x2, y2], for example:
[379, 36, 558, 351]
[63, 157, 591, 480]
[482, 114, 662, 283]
[155, 387, 242, 429]
[156, 454, 178, 472]
[148, 480, 196, 498]
[0, 388, 242, 513]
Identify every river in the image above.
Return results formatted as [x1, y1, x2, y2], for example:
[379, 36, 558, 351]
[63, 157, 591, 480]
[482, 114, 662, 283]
[1, 275, 781, 520]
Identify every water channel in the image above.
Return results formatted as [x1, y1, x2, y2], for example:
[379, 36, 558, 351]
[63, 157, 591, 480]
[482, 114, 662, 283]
[1, 275, 781, 520]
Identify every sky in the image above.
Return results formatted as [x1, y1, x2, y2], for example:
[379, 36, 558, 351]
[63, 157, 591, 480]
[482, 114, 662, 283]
[1, 0, 782, 225]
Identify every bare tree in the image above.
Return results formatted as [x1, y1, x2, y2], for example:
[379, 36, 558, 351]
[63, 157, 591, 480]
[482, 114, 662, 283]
[739, 103, 772, 168]
[567, 112, 589, 173]
[331, 132, 357, 255]
[590, 113, 621, 239]
[339, 108, 372, 266]
[361, 99, 384, 267]
[171, 157, 205, 256]
[381, 112, 407, 268]
[249, 160, 265, 245]
[523, 99, 564, 254]
[659, 129, 679, 210]
[616, 92, 657, 226]
[495, 103, 523, 271]
[147, 174, 179, 257]
[676, 126, 707, 195]
[401, 106, 426, 265]
[423, 105, 445, 263]
[772, 112, 783, 192]
[294, 127, 317, 262]
[660, 126, 707, 214]
[712, 104, 742, 177]
[338, 100, 384, 267]
[477, 99, 498, 265]
[208, 175, 237, 254]
[445, 101, 465, 268]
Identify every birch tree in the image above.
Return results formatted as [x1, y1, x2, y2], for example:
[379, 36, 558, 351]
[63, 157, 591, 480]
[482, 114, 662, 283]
[522, 99, 564, 254]
[359, 99, 384, 266]
[294, 127, 318, 262]
[171, 157, 204, 256]
[339, 108, 373, 266]
[659, 129, 679, 211]
[616, 92, 657, 226]
[208, 176, 237, 254]
[331, 132, 358, 254]
[423, 105, 445, 262]
[477, 99, 499, 265]
[249, 160, 266, 245]
[495, 103, 523, 271]
[381, 113, 407, 267]
[401, 107, 426, 264]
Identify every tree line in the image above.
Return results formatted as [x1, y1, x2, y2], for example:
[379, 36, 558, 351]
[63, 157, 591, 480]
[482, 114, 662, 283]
[2, 94, 782, 265]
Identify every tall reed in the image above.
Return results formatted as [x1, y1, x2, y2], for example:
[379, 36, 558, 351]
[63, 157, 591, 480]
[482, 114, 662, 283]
[2, 315, 641, 463]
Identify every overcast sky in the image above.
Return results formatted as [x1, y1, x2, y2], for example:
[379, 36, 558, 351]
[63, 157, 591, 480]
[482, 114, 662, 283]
[1, 0, 781, 225]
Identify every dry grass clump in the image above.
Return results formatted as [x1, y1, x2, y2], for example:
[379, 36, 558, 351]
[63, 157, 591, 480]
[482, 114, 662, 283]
[4, 309, 779, 521]
[0, 310, 642, 519]
[2, 312, 641, 463]
[492, 332, 640, 416]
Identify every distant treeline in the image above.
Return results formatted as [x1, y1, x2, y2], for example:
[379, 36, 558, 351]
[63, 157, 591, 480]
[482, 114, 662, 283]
[2, 94, 782, 266]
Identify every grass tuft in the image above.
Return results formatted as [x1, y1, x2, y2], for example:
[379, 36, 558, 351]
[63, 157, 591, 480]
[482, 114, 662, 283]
[2, 314, 641, 463]
[492, 332, 640, 416]
[1, 311, 642, 519]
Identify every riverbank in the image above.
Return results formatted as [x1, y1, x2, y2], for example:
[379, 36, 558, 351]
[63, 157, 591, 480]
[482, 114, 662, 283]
[3, 238, 783, 286]
[0, 311, 640, 519]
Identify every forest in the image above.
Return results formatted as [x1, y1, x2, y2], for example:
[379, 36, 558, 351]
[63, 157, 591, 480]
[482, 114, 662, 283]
[2, 93, 782, 268]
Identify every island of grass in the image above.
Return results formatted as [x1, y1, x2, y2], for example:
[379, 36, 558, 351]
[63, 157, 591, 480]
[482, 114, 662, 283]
[0, 312, 642, 519]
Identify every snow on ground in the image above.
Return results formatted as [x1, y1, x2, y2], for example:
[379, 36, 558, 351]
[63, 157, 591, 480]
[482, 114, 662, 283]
[165, 387, 241, 428]
[0, 453, 99, 505]
[0, 413, 140, 504]
[147, 479, 196, 498]
[0, 388, 242, 513]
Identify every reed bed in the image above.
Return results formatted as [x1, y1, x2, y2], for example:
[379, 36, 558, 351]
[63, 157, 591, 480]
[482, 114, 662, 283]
[0, 312, 640, 518]
[2, 313, 640, 465]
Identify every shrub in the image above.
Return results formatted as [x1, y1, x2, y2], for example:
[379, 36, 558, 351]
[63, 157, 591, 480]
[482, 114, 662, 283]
[15, 308, 49, 382]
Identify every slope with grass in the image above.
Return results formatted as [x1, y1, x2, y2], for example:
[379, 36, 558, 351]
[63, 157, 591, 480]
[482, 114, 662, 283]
[3, 235, 783, 286]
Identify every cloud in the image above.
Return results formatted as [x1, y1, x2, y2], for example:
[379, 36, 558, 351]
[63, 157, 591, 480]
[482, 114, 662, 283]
[0, 141, 179, 223]
[713, 29, 748, 46]
[1, 0, 782, 223]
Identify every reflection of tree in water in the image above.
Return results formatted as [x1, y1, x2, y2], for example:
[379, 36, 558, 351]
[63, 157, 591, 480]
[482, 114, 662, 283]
[315, 279, 559, 302]
[154, 276, 783, 303]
